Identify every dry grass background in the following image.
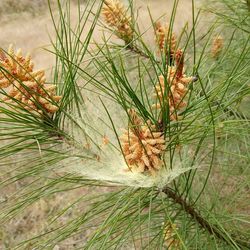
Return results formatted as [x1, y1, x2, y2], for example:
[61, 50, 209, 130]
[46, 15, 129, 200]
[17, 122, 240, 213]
[0, 0, 193, 71]
[0, 1, 196, 249]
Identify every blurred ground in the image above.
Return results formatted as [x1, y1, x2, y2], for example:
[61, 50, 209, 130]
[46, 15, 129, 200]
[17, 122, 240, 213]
[0, 0, 196, 249]
[0, 0, 194, 71]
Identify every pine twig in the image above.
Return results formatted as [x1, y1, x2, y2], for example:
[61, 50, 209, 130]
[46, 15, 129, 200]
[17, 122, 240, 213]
[162, 186, 250, 249]
[247, 0, 250, 11]
[126, 44, 160, 63]
[126, 45, 249, 122]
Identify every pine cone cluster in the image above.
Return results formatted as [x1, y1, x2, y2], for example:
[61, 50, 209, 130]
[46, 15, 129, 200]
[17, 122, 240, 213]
[211, 35, 224, 59]
[152, 44, 194, 120]
[0, 44, 62, 114]
[155, 21, 177, 58]
[102, 0, 133, 44]
[164, 223, 181, 249]
[120, 110, 165, 174]
[152, 66, 193, 121]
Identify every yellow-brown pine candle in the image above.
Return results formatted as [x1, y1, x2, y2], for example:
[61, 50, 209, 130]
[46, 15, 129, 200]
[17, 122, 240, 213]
[0, 44, 62, 114]
[164, 223, 181, 250]
[152, 50, 193, 120]
[211, 35, 224, 59]
[102, 0, 133, 44]
[120, 109, 165, 175]
[155, 21, 177, 59]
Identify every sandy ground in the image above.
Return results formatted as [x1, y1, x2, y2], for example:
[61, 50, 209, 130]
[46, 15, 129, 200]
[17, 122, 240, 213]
[0, 0, 194, 71]
[0, 0, 196, 249]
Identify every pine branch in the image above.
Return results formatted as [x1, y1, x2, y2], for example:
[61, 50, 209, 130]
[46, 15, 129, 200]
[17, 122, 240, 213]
[162, 186, 250, 249]
[125, 44, 250, 122]
[127, 44, 159, 62]
[247, 0, 250, 11]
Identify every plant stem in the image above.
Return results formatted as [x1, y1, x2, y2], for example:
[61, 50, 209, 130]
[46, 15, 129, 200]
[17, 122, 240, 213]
[161, 186, 250, 249]
[247, 0, 250, 11]
[127, 45, 160, 63]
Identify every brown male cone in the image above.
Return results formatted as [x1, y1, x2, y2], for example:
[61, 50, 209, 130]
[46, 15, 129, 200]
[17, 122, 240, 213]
[0, 44, 62, 114]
